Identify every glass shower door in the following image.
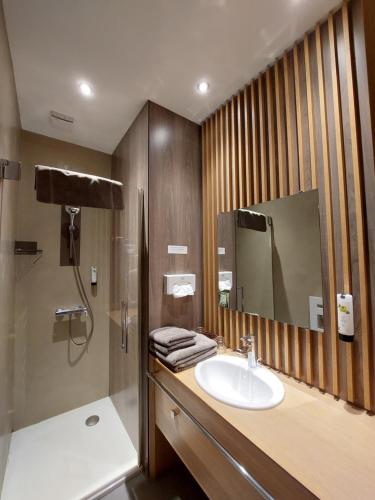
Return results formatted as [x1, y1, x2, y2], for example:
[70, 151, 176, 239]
[109, 185, 141, 458]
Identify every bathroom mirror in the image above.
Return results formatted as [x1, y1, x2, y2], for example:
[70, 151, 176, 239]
[217, 190, 324, 331]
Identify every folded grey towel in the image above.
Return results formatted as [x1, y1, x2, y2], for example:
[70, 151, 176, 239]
[150, 344, 217, 372]
[151, 333, 217, 368]
[149, 326, 196, 348]
[173, 348, 217, 372]
[151, 338, 196, 356]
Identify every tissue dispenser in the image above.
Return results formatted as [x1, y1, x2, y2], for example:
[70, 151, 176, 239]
[218, 271, 233, 291]
[164, 274, 196, 297]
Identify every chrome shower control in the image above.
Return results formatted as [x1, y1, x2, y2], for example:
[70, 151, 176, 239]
[55, 305, 88, 318]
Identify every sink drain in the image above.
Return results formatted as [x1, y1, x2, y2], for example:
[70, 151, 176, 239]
[85, 415, 99, 426]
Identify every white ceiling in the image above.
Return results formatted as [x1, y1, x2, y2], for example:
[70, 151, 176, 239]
[4, 0, 341, 154]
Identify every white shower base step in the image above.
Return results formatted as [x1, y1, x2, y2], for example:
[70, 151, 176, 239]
[1, 397, 138, 500]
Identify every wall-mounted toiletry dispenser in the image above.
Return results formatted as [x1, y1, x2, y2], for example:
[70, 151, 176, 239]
[164, 274, 196, 298]
[337, 294, 354, 342]
[91, 266, 97, 286]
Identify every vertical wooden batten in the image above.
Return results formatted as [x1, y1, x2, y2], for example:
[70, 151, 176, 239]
[244, 85, 253, 207]
[211, 115, 218, 335]
[266, 69, 277, 201]
[316, 23, 339, 397]
[328, 13, 354, 402]
[304, 35, 318, 189]
[259, 75, 268, 202]
[202, 1, 375, 412]
[342, 2, 372, 410]
[351, 0, 375, 408]
[250, 82, 260, 205]
[214, 112, 222, 337]
[205, 119, 212, 333]
[201, 123, 210, 325]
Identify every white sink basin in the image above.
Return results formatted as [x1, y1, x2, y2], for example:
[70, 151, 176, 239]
[195, 355, 285, 410]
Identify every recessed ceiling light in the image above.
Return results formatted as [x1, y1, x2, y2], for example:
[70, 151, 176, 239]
[79, 82, 93, 97]
[197, 80, 209, 94]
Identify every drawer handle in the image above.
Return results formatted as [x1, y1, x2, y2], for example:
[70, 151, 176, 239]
[170, 408, 180, 420]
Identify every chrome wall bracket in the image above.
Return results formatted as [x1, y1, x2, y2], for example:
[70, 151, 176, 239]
[0, 159, 21, 181]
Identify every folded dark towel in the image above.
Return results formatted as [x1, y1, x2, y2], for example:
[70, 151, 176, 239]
[237, 209, 267, 231]
[150, 338, 196, 356]
[151, 333, 217, 369]
[35, 165, 123, 209]
[149, 326, 196, 348]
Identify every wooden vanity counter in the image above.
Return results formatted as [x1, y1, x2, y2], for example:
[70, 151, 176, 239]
[149, 353, 375, 499]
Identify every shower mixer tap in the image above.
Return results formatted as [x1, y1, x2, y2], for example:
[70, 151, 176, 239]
[55, 305, 88, 318]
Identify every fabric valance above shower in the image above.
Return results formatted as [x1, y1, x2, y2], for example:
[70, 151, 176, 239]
[34, 165, 124, 209]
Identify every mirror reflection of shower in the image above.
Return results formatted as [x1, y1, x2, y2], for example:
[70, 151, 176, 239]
[65, 205, 94, 346]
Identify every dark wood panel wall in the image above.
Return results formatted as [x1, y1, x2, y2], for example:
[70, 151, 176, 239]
[202, 1, 375, 411]
[112, 102, 202, 459]
[112, 102, 202, 333]
[112, 101, 202, 464]
[148, 102, 202, 332]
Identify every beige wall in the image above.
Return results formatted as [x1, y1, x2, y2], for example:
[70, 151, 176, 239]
[14, 131, 111, 429]
[0, 0, 21, 492]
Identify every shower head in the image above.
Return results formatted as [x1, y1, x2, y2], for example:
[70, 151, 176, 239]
[65, 206, 80, 229]
[65, 206, 80, 215]
[65, 206, 80, 261]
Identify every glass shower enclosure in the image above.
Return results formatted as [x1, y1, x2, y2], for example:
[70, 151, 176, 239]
[110, 185, 142, 459]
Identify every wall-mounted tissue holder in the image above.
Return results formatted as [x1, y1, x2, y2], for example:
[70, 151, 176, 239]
[218, 271, 233, 291]
[309, 296, 324, 332]
[164, 274, 196, 298]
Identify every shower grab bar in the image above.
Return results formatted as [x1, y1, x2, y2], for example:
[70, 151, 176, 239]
[55, 305, 88, 318]
[121, 300, 129, 352]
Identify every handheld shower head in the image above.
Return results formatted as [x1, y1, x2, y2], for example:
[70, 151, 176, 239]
[65, 206, 80, 260]
[65, 206, 80, 228]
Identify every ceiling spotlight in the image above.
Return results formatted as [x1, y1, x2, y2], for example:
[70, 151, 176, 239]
[79, 82, 93, 97]
[197, 81, 209, 94]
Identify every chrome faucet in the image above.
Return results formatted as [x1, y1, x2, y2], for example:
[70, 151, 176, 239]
[234, 335, 258, 369]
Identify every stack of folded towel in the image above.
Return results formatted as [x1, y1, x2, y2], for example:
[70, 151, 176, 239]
[149, 326, 217, 372]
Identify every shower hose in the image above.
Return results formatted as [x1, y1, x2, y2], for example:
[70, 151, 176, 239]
[69, 225, 95, 346]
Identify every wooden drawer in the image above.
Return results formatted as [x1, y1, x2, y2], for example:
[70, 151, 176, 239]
[154, 382, 263, 500]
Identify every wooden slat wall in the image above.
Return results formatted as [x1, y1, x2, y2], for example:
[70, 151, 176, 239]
[202, 2, 373, 411]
